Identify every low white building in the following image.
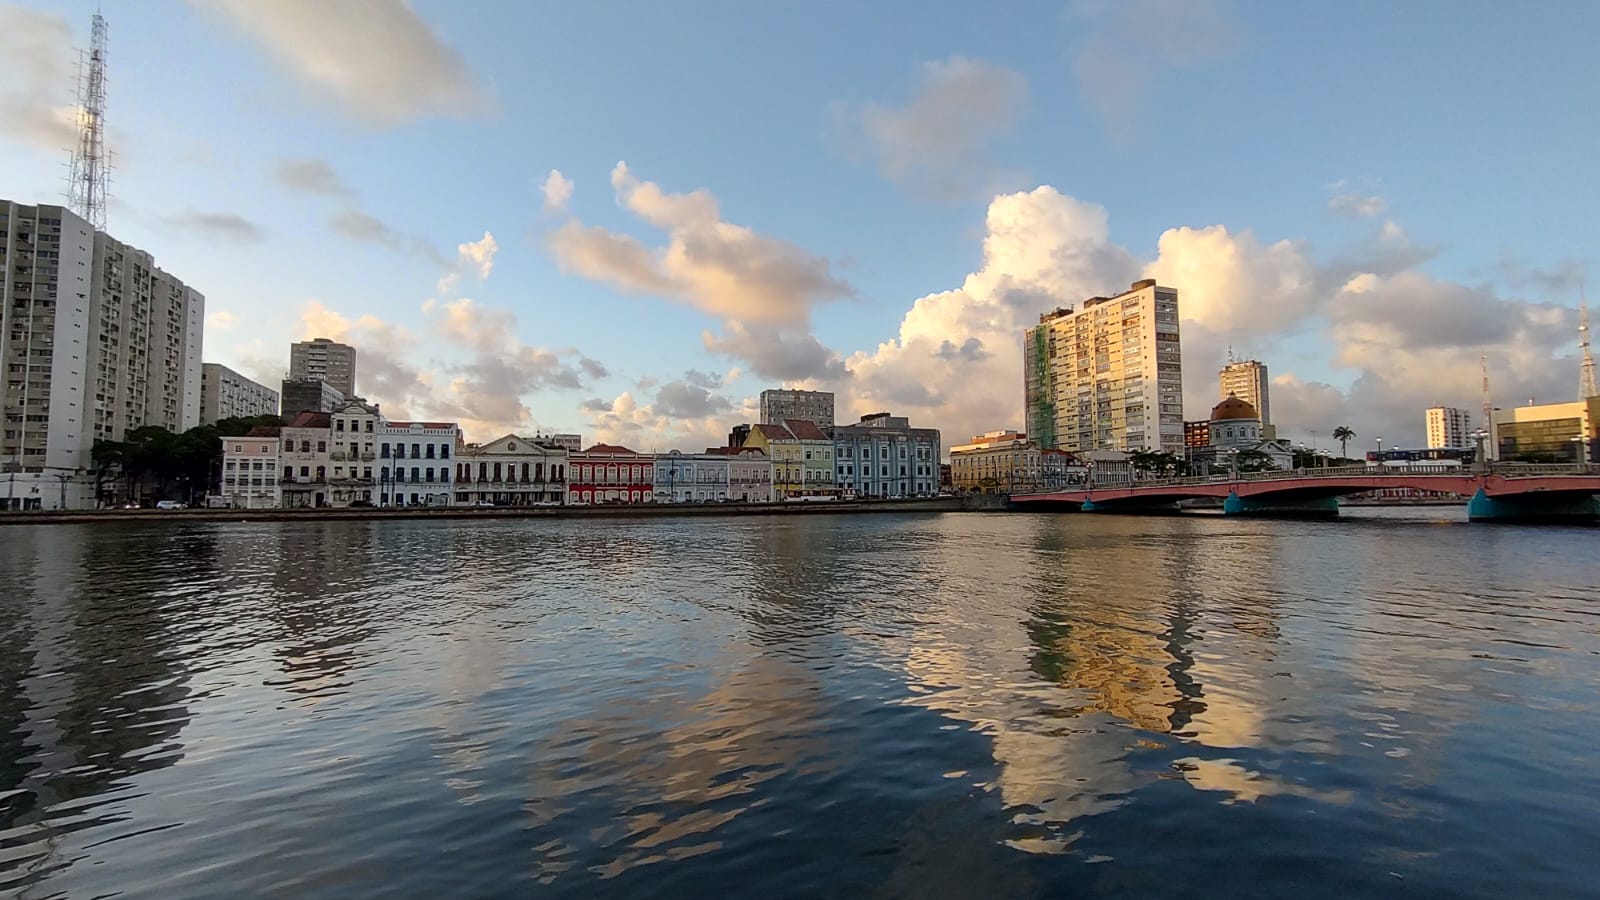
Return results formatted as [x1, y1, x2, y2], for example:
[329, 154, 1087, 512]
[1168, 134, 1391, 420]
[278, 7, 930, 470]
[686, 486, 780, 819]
[832, 412, 941, 498]
[378, 420, 460, 507]
[279, 411, 333, 508]
[326, 399, 382, 506]
[714, 446, 775, 502]
[455, 435, 568, 506]
[653, 450, 731, 502]
[222, 434, 281, 508]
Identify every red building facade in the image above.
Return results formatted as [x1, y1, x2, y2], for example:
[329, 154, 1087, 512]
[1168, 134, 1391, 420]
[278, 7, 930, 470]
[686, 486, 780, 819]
[567, 444, 655, 505]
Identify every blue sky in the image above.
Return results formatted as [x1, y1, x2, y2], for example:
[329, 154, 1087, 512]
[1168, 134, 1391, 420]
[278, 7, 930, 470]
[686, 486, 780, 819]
[2, 0, 1595, 449]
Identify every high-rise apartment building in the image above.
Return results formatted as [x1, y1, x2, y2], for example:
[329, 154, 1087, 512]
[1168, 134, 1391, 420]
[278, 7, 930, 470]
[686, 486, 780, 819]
[201, 363, 280, 424]
[759, 388, 834, 428]
[1219, 358, 1271, 430]
[1, 199, 205, 509]
[1024, 280, 1184, 454]
[289, 337, 357, 397]
[1425, 405, 1473, 450]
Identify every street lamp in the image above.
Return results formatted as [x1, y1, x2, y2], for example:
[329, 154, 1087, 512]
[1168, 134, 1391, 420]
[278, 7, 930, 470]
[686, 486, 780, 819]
[1472, 429, 1490, 472]
[1227, 447, 1240, 479]
[1376, 435, 1384, 454]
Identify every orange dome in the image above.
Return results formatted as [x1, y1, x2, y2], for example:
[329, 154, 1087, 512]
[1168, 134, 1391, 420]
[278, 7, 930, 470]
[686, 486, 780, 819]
[1210, 393, 1259, 421]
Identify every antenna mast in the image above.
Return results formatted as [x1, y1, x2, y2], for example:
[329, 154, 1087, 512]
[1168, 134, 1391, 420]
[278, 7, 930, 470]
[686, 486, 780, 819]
[1580, 287, 1597, 399]
[1480, 354, 1492, 430]
[67, 12, 109, 230]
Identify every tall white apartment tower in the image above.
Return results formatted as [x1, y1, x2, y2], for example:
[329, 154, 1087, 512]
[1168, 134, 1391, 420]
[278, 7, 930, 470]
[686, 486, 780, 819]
[1023, 280, 1184, 454]
[1219, 358, 1271, 429]
[290, 337, 357, 397]
[1425, 405, 1473, 449]
[2, 202, 96, 507]
[759, 389, 835, 428]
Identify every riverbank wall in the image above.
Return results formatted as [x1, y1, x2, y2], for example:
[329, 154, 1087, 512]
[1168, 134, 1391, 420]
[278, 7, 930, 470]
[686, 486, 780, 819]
[0, 496, 965, 526]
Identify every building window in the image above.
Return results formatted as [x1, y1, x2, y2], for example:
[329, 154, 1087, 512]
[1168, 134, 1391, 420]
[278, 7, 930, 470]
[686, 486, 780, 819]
[426, 444, 436, 459]
[411, 467, 420, 482]
[317, 441, 326, 453]
[412, 443, 421, 459]
[381, 443, 391, 458]
[233, 443, 242, 452]
[300, 466, 309, 477]
[336, 420, 344, 432]
[441, 445, 450, 459]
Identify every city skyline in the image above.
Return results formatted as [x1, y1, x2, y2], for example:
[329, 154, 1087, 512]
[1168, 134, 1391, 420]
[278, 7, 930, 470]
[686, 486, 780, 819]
[1, 1, 1595, 450]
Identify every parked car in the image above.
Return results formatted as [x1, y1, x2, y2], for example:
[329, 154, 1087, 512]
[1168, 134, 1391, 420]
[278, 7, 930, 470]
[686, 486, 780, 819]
[349, 499, 374, 508]
[155, 500, 185, 510]
[472, 500, 496, 507]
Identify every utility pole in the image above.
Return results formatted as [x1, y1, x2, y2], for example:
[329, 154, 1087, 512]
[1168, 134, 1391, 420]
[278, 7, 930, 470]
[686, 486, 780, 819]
[1579, 288, 1597, 400]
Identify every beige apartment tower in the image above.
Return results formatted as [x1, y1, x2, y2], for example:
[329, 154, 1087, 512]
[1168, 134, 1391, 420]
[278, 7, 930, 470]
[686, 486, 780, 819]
[1219, 357, 1271, 432]
[1425, 406, 1473, 450]
[1023, 280, 1184, 454]
[290, 337, 357, 397]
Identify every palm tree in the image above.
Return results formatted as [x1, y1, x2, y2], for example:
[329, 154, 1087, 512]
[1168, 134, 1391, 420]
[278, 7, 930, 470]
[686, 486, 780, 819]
[1332, 426, 1356, 460]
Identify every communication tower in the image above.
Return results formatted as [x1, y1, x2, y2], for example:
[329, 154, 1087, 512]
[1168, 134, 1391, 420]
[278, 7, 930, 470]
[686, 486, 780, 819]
[66, 12, 109, 230]
[1581, 289, 1597, 399]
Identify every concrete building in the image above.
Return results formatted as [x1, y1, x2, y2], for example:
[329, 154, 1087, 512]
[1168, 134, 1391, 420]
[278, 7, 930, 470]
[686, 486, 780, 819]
[746, 419, 835, 498]
[1199, 394, 1294, 473]
[537, 433, 582, 452]
[759, 389, 835, 429]
[568, 444, 655, 504]
[2, 202, 95, 509]
[455, 434, 568, 506]
[1219, 358, 1271, 437]
[1425, 405, 1473, 450]
[1024, 280, 1183, 455]
[378, 420, 459, 507]
[278, 411, 332, 508]
[949, 430, 1038, 493]
[200, 363, 279, 424]
[2, 201, 205, 510]
[280, 376, 344, 416]
[289, 337, 356, 397]
[832, 412, 941, 499]
[327, 399, 382, 506]
[706, 446, 774, 502]
[221, 433, 281, 508]
[653, 450, 731, 502]
[1490, 398, 1600, 463]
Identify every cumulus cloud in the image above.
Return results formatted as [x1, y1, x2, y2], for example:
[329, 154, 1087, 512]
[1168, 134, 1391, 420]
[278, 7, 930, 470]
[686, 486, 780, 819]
[702, 322, 850, 383]
[1069, 0, 1240, 139]
[0, 5, 80, 153]
[207, 311, 238, 332]
[541, 169, 574, 212]
[273, 158, 353, 196]
[550, 162, 851, 326]
[165, 211, 268, 243]
[191, 0, 494, 125]
[1328, 192, 1388, 218]
[834, 56, 1028, 199]
[584, 389, 755, 452]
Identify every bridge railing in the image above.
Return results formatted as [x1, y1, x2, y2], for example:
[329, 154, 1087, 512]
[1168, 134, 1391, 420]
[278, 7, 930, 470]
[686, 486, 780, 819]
[1010, 461, 1598, 496]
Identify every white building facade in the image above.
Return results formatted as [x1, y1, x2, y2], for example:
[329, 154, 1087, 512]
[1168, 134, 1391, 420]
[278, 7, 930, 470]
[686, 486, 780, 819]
[378, 421, 460, 507]
[455, 435, 568, 506]
[279, 412, 332, 508]
[201, 362, 280, 424]
[719, 447, 774, 502]
[1425, 405, 1473, 450]
[832, 412, 942, 498]
[222, 435, 281, 508]
[653, 450, 731, 502]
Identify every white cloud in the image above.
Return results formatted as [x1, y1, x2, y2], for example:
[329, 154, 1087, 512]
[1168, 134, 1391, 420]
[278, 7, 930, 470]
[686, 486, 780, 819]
[1069, 0, 1240, 139]
[541, 169, 574, 212]
[164, 211, 268, 243]
[207, 311, 238, 332]
[0, 5, 80, 152]
[1328, 192, 1388, 218]
[191, 0, 494, 125]
[273, 158, 354, 196]
[834, 56, 1028, 199]
[584, 389, 755, 452]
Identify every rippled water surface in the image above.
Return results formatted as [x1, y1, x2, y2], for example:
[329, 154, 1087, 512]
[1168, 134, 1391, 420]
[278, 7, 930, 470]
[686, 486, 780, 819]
[2, 510, 1598, 898]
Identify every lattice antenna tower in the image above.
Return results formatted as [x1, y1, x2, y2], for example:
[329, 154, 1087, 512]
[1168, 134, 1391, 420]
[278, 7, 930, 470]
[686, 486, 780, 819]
[1580, 285, 1597, 399]
[1480, 354, 1492, 430]
[66, 12, 109, 231]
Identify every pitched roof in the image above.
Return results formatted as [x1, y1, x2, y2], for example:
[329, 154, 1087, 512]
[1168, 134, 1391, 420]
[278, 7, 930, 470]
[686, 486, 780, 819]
[580, 443, 642, 455]
[783, 418, 829, 440]
[387, 421, 458, 430]
[286, 411, 331, 429]
[704, 446, 767, 457]
[752, 423, 795, 441]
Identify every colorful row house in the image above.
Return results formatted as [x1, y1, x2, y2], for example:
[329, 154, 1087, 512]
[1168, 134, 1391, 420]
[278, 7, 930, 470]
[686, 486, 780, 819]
[745, 420, 836, 498]
[568, 443, 654, 504]
[454, 434, 568, 506]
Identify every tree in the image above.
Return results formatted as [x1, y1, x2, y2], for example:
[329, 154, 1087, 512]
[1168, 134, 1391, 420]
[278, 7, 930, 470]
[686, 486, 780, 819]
[1235, 449, 1279, 473]
[1332, 426, 1356, 460]
[1130, 450, 1185, 478]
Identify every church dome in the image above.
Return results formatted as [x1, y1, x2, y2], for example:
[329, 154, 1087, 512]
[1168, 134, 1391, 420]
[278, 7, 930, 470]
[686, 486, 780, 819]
[1210, 393, 1259, 421]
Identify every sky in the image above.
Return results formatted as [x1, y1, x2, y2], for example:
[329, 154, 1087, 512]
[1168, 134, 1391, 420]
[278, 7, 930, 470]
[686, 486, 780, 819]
[2, 0, 1596, 452]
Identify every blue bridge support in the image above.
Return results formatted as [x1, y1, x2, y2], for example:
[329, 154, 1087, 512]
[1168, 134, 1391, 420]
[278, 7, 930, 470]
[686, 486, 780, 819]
[1466, 489, 1600, 523]
[1223, 491, 1341, 518]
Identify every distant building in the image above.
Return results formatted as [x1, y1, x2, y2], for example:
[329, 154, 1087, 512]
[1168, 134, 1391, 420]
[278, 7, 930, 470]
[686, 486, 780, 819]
[201, 363, 279, 424]
[745, 420, 835, 498]
[832, 412, 940, 498]
[1425, 406, 1473, 450]
[289, 337, 357, 397]
[728, 423, 751, 448]
[1490, 398, 1600, 463]
[280, 376, 344, 416]
[568, 444, 654, 504]
[1202, 394, 1293, 472]
[378, 420, 460, 507]
[653, 450, 731, 502]
[538, 433, 582, 452]
[456, 435, 568, 506]
[759, 389, 835, 429]
[221, 433, 281, 509]
[703, 446, 774, 502]
[1024, 280, 1183, 454]
[949, 430, 1037, 493]
[1219, 358, 1271, 436]
[327, 399, 382, 506]
[279, 411, 333, 508]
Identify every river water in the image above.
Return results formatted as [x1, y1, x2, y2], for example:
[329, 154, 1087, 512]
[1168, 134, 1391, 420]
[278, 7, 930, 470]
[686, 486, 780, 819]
[1, 510, 1597, 898]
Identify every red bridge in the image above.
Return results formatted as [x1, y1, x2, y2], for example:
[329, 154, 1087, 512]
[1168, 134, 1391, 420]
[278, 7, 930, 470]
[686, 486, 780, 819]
[1010, 465, 1600, 522]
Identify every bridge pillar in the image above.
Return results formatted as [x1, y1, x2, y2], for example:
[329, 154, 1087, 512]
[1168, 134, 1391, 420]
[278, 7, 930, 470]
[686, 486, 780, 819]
[1080, 499, 1099, 512]
[1467, 489, 1600, 523]
[1223, 490, 1340, 518]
